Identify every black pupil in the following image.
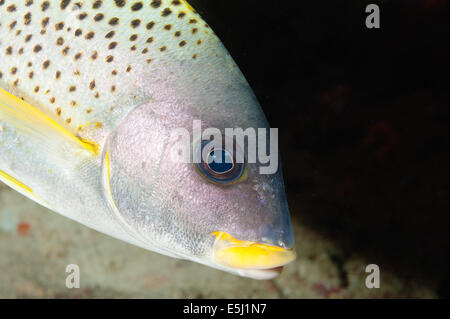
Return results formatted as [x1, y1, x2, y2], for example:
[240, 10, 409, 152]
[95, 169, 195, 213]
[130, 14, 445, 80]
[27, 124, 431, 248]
[207, 150, 233, 174]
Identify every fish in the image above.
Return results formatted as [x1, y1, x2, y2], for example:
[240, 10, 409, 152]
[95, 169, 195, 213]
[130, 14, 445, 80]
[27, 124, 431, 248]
[0, 0, 295, 280]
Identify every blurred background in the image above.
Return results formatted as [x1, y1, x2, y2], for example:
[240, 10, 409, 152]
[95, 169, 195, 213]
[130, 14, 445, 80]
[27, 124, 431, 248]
[0, 0, 448, 298]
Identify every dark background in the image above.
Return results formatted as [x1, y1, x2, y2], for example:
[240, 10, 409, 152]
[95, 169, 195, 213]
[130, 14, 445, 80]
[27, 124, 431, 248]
[189, 0, 449, 298]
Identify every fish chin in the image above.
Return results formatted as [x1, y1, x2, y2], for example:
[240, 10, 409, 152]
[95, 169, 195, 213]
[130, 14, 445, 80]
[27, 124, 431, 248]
[236, 267, 284, 280]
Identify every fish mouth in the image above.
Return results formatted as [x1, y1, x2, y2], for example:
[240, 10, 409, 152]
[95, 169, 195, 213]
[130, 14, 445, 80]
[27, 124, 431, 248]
[211, 231, 296, 280]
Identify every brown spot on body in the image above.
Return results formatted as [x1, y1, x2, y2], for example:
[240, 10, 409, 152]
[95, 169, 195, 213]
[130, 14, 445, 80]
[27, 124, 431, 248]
[106, 55, 114, 63]
[75, 28, 82, 36]
[62, 46, 70, 55]
[34, 86, 40, 93]
[91, 51, 98, 60]
[24, 12, 32, 25]
[131, 19, 141, 28]
[114, 0, 126, 7]
[93, 1, 102, 9]
[33, 44, 42, 53]
[11, 67, 17, 75]
[179, 40, 186, 47]
[60, 0, 71, 10]
[94, 13, 104, 21]
[85, 31, 95, 40]
[25, 34, 33, 42]
[28, 71, 34, 79]
[162, 8, 172, 16]
[131, 2, 143, 11]
[56, 107, 62, 116]
[41, 17, 50, 28]
[41, 1, 50, 11]
[55, 22, 65, 31]
[129, 34, 138, 41]
[178, 12, 186, 19]
[151, 0, 161, 8]
[69, 86, 76, 92]
[146, 21, 155, 30]
[43, 60, 50, 69]
[74, 52, 82, 60]
[66, 118, 72, 124]
[5, 46, 12, 55]
[55, 71, 61, 79]
[105, 31, 115, 38]
[164, 24, 172, 30]
[78, 12, 88, 20]
[9, 21, 17, 30]
[109, 17, 119, 26]
[7, 4, 17, 12]
[109, 42, 118, 49]
[49, 97, 55, 104]
[56, 37, 64, 45]
[89, 80, 96, 90]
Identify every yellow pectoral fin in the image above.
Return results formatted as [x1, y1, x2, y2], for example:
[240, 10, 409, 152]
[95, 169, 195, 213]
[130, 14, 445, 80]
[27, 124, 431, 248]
[0, 169, 51, 209]
[0, 87, 98, 155]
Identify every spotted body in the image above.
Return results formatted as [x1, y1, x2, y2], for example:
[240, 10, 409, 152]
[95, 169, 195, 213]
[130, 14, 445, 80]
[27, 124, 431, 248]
[1, 0, 214, 142]
[0, 0, 295, 280]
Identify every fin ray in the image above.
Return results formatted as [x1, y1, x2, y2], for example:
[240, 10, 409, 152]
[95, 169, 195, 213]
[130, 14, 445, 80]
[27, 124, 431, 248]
[0, 87, 98, 155]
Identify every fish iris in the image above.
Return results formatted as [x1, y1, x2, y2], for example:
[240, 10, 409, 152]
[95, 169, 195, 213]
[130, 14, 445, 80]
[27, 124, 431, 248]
[196, 141, 245, 185]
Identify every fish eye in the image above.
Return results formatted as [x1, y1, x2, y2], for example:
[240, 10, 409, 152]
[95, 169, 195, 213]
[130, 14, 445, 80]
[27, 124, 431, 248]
[195, 140, 245, 185]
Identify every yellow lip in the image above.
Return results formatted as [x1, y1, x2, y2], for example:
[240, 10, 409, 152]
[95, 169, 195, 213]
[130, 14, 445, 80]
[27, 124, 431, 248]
[211, 231, 296, 270]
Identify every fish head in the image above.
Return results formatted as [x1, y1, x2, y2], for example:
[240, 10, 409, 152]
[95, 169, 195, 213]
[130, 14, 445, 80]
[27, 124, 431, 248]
[101, 45, 295, 280]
